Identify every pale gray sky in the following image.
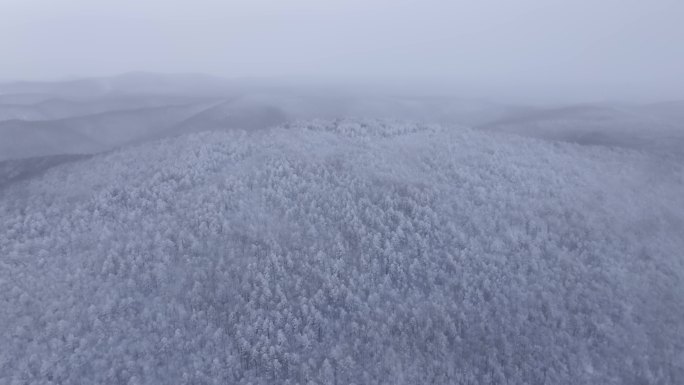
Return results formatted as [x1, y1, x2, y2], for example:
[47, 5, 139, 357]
[2, 0, 684, 100]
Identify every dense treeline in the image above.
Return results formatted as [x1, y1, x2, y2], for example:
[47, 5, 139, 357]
[1, 119, 683, 384]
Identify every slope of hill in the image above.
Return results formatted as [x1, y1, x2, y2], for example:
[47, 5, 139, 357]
[1, 119, 682, 384]
[0, 119, 105, 162]
[0, 154, 92, 189]
[0, 93, 57, 105]
[339, 95, 532, 126]
[0, 72, 235, 99]
[0, 94, 215, 123]
[0, 103, 48, 121]
[217, 92, 530, 127]
[0, 102, 216, 160]
[166, 99, 289, 137]
[482, 104, 684, 158]
[637, 100, 684, 124]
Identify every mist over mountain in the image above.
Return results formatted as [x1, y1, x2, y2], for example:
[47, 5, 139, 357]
[2, 1, 684, 383]
[0, 73, 535, 162]
[482, 104, 684, 159]
[3, 72, 683, 164]
[0, 72, 682, 384]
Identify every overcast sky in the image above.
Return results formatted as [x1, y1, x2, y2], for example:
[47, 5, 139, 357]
[2, 0, 684, 101]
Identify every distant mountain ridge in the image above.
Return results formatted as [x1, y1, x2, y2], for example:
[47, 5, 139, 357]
[0, 102, 215, 160]
[482, 103, 684, 158]
[2, 72, 684, 163]
[0, 72, 234, 98]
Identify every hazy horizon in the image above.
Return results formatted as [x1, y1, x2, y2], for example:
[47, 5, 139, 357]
[2, 70, 683, 106]
[3, 0, 684, 103]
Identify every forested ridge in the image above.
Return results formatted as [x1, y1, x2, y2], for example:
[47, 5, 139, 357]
[1, 119, 683, 384]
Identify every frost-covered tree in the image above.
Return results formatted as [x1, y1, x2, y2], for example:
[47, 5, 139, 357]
[0, 119, 682, 384]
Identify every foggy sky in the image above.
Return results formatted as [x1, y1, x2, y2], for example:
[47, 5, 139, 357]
[2, 0, 684, 101]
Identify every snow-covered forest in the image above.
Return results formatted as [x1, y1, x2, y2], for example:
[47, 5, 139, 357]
[3, 0, 684, 383]
[1, 104, 683, 383]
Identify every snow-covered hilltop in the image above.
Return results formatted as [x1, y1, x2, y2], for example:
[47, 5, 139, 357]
[1, 119, 682, 384]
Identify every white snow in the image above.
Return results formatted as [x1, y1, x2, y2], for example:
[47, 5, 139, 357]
[1, 119, 683, 384]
